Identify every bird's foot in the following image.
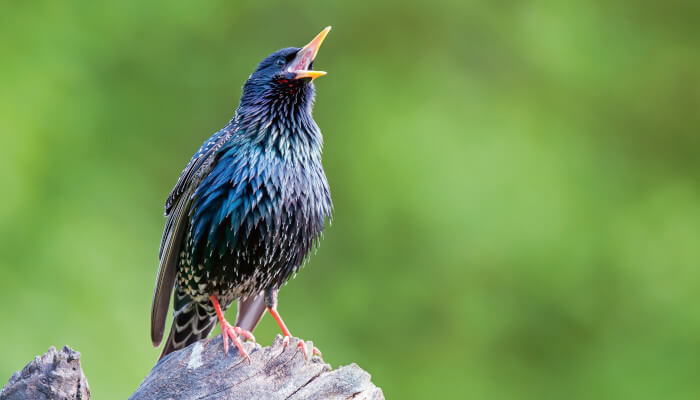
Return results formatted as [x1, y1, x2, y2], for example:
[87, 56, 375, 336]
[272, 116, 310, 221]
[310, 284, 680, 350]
[281, 335, 321, 360]
[266, 304, 321, 360]
[210, 294, 255, 363]
[220, 319, 255, 363]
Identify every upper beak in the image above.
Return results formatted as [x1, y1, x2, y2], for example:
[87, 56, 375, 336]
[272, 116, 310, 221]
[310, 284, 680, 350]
[290, 26, 331, 80]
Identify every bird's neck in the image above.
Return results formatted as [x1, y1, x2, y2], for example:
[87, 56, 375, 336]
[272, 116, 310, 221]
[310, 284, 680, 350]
[229, 100, 323, 154]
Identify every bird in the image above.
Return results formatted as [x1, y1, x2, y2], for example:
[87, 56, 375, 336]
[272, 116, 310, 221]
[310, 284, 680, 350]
[150, 27, 333, 362]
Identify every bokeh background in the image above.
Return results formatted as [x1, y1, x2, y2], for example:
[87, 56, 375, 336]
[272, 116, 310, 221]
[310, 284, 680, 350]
[1, 1, 699, 398]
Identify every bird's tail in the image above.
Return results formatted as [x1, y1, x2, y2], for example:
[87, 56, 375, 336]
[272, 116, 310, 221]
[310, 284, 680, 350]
[159, 286, 217, 360]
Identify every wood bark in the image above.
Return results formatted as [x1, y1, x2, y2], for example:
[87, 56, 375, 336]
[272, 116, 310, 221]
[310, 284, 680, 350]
[0, 346, 90, 400]
[1, 336, 383, 400]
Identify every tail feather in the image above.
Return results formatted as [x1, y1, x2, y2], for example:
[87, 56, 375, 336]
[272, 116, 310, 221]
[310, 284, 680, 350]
[234, 291, 267, 333]
[159, 287, 216, 360]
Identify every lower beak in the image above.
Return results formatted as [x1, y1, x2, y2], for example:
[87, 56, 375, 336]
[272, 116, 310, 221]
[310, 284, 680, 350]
[290, 26, 331, 80]
[294, 70, 327, 80]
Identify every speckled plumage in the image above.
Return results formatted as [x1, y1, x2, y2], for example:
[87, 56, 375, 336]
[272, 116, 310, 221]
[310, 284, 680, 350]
[151, 44, 332, 358]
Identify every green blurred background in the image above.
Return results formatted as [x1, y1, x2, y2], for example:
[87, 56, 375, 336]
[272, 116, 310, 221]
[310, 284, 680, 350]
[1, 1, 699, 398]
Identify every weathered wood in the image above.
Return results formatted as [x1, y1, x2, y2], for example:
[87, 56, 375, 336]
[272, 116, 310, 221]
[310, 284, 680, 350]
[1, 337, 383, 400]
[0, 346, 90, 400]
[131, 335, 384, 399]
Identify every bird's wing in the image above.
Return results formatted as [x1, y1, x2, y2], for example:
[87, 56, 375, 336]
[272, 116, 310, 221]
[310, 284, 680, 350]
[150, 190, 189, 346]
[151, 131, 231, 346]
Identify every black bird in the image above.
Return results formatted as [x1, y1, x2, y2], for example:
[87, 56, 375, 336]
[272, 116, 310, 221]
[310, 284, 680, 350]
[151, 27, 333, 361]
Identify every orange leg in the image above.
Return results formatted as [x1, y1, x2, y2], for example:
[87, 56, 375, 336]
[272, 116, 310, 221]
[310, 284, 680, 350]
[211, 294, 256, 363]
[267, 307, 321, 359]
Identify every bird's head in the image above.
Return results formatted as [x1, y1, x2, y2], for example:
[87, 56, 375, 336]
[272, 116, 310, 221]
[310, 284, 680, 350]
[239, 27, 331, 116]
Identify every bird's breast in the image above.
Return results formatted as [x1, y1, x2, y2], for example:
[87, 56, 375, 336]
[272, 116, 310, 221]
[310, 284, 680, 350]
[187, 145, 330, 297]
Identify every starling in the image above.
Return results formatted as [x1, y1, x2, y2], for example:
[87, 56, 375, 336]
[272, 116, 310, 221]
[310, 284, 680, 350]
[151, 27, 333, 361]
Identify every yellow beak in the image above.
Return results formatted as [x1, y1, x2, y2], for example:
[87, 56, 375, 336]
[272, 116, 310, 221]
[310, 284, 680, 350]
[293, 70, 327, 80]
[290, 26, 331, 80]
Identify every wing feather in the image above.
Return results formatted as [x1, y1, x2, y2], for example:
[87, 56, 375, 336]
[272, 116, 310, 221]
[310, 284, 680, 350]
[150, 192, 189, 346]
[151, 130, 232, 346]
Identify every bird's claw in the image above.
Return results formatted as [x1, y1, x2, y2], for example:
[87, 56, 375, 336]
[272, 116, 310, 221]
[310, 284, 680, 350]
[234, 326, 256, 342]
[221, 320, 253, 363]
[281, 335, 321, 360]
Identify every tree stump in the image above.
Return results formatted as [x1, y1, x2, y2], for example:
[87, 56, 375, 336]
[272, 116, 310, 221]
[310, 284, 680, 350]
[1, 336, 383, 400]
[131, 335, 384, 399]
[0, 346, 90, 400]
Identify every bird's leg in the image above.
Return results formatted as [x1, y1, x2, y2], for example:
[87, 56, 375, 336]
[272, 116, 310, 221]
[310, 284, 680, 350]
[264, 288, 321, 359]
[210, 294, 255, 363]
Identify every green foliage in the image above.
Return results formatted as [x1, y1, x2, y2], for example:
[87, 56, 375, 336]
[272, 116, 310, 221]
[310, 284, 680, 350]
[1, 1, 699, 398]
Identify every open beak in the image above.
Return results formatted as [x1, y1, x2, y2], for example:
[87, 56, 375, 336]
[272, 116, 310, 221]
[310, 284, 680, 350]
[289, 26, 331, 80]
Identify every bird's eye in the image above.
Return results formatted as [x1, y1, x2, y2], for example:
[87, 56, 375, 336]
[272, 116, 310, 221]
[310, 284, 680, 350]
[276, 59, 285, 67]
